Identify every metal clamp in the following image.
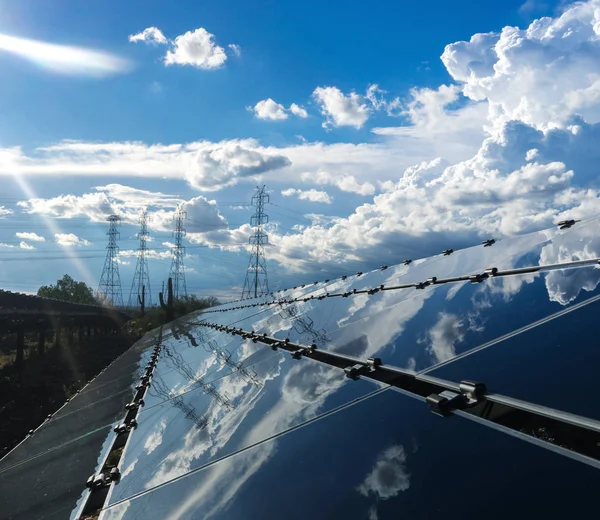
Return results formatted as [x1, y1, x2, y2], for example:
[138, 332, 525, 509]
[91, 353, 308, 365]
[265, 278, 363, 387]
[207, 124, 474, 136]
[344, 357, 381, 380]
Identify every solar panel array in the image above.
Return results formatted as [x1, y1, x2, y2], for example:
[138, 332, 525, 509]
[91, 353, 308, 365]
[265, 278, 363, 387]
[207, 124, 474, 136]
[2, 217, 600, 519]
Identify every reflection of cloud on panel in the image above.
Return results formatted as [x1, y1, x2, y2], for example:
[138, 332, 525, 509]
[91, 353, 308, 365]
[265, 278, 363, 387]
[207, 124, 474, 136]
[540, 225, 600, 305]
[427, 312, 464, 363]
[358, 444, 411, 499]
[143, 419, 167, 455]
[332, 289, 432, 366]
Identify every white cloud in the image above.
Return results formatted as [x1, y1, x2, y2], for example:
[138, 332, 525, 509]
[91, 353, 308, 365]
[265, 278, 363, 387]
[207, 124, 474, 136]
[119, 248, 171, 260]
[55, 233, 91, 247]
[313, 86, 370, 129]
[95, 184, 182, 208]
[154, 196, 229, 234]
[15, 232, 45, 242]
[365, 84, 401, 116]
[403, 84, 461, 129]
[251, 99, 309, 120]
[19, 192, 118, 222]
[165, 28, 228, 69]
[19, 241, 35, 250]
[252, 98, 288, 120]
[4, 140, 291, 191]
[228, 43, 241, 57]
[0, 243, 15, 248]
[289, 103, 308, 118]
[300, 171, 375, 196]
[281, 188, 333, 204]
[128, 27, 168, 45]
[442, 1, 600, 129]
[0, 206, 13, 217]
[185, 140, 291, 190]
[0, 33, 130, 77]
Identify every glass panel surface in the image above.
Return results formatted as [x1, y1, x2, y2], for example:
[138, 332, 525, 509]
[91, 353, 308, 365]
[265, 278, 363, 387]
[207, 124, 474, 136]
[0, 340, 147, 467]
[426, 292, 600, 419]
[0, 425, 113, 520]
[105, 352, 384, 505]
[203, 217, 600, 374]
[100, 388, 600, 520]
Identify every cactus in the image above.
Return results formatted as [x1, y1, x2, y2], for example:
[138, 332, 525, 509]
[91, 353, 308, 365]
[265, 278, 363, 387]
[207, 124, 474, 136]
[137, 285, 145, 317]
[159, 278, 174, 322]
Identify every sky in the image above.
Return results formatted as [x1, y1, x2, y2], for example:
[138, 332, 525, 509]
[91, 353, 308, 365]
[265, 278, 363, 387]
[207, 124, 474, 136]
[0, 0, 598, 302]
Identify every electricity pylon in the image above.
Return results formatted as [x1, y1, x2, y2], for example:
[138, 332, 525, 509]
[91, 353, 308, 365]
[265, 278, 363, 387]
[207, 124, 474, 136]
[169, 204, 187, 298]
[242, 186, 269, 299]
[98, 215, 123, 307]
[128, 210, 152, 307]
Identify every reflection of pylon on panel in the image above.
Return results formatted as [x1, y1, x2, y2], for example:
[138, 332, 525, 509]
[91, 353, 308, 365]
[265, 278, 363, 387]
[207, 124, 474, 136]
[242, 186, 269, 299]
[128, 210, 153, 307]
[98, 215, 123, 307]
[170, 204, 187, 298]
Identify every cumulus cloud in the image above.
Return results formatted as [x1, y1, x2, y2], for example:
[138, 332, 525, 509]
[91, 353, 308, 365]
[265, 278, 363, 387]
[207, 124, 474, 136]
[0, 206, 13, 217]
[15, 232, 45, 242]
[19, 241, 35, 250]
[153, 196, 229, 235]
[55, 233, 91, 247]
[252, 98, 288, 120]
[186, 140, 291, 190]
[281, 188, 333, 204]
[442, 2, 600, 129]
[289, 103, 308, 118]
[312, 83, 400, 129]
[0, 33, 130, 77]
[19, 192, 118, 223]
[165, 28, 227, 69]
[129, 26, 235, 70]
[20, 188, 230, 241]
[128, 27, 168, 44]
[250, 99, 309, 120]
[313, 86, 370, 129]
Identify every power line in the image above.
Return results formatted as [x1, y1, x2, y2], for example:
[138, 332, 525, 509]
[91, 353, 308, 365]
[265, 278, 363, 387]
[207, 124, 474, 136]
[127, 210, 152, 307]
[169, 204, 187, 298]
[242, 186, 270, 299]
[98, 215, 123, 306]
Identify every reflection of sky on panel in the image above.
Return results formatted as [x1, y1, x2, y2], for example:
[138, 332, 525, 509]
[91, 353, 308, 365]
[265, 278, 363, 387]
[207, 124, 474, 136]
[100, 389, 600, 520]
[105, 351, 383, 506]
[427, 292, 600, 419]
[184, 217, 600, 374]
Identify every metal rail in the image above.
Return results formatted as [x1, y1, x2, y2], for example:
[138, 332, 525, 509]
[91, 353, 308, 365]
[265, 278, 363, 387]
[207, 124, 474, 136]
[196, 320, 600, 464]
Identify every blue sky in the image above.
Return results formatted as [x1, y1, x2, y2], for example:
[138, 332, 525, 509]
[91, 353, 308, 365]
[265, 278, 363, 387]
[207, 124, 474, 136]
[1, 0, 599, 302]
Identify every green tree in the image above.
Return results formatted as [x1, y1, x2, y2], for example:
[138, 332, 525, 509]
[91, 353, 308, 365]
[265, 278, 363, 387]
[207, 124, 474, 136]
[37, 274, 98, 305]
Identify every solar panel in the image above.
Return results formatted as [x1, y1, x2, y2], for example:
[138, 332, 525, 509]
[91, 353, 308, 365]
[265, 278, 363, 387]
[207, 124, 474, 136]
[99, 389, 600, 519]
[2, 217, 600, 519]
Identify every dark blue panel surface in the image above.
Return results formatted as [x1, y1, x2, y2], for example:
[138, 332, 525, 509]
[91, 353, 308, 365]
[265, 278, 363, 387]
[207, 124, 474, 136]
[99, 389, 600, 520]
[426, 292, 600, 419]
[106, 351, 384, 505]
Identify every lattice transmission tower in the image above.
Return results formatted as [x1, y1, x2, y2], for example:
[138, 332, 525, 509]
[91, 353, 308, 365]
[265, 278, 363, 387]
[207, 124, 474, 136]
[242, 186, 269, 299]
[127, 210, 152, 307]
[169, 204, 187, 299]
[98, 215, 123, 307]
